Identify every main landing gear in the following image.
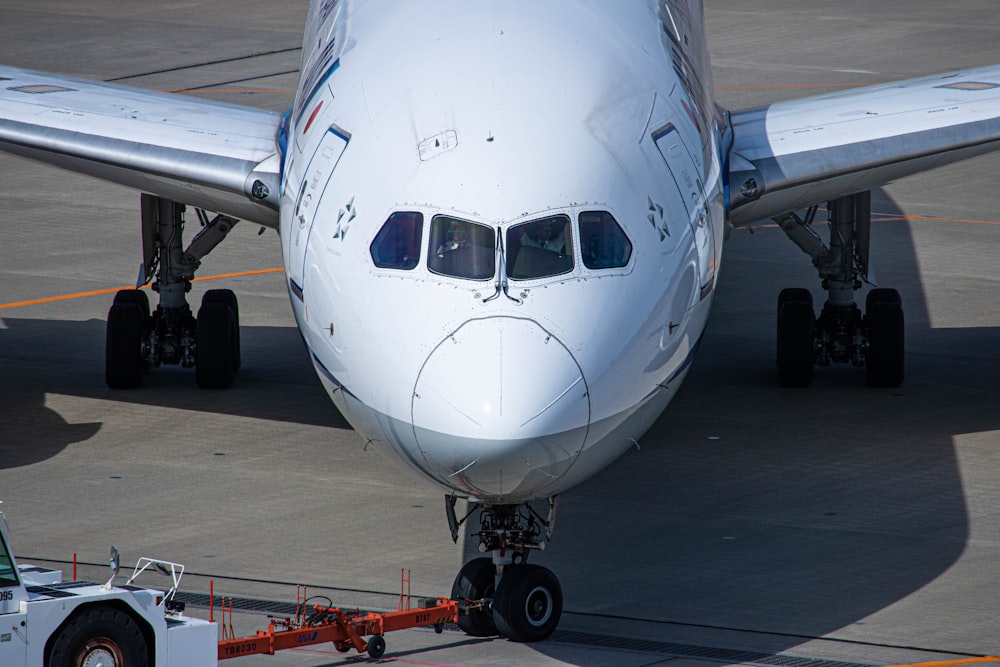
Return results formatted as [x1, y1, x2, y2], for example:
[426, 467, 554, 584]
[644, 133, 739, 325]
[446, 496, 563, 643]
[105, 194, 241, 390]
[774, 192, 904, 387]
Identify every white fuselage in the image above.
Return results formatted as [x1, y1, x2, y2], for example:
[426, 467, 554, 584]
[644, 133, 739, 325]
[278, 0, 725, 503]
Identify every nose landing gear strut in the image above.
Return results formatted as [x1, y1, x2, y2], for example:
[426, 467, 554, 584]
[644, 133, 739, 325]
[446, 496, 562, 642]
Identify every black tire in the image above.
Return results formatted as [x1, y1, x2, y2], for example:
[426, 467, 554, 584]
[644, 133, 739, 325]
[47, 605, 148, 667]
[866, 287, 902, 310]
[451, 557, 498, 637]
[113, 290, 153, 373]
[367, 634, 386, 659]
[113, 289, 150, 319]
[777, 287, 812, 310]
[776, 292, 815, 387]
[493, 564, 562, 642]
[202, 289, 241, 370]
[866, 291, 904, 387]
[195, 301, 237, 388]
[106, 303, 145, 389]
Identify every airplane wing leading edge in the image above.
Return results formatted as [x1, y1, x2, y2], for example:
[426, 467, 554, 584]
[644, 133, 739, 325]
[727, 64, 1000, 226]
[0, 65, 281, 227]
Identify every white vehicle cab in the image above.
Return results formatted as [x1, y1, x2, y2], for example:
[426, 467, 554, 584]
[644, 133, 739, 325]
[0, 507, 216, 667]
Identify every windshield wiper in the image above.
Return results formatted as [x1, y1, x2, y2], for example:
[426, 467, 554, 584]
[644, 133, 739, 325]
[482, 227, 522, 304]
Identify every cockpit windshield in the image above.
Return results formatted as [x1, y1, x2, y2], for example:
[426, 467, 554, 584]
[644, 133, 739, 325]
[506, 215, 574, 280]
[371, 209, 630, 281]
[427, 215, 496, 280]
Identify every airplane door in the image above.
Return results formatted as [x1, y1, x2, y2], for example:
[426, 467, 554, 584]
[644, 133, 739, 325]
[288, 128, 350, 291]
[652, 123, 717, 298]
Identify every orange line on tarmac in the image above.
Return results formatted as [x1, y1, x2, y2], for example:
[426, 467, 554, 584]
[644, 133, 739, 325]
[0, 267, 283, 311]
[886, 214, 1000, 226]
[881, 657, 1000, 667]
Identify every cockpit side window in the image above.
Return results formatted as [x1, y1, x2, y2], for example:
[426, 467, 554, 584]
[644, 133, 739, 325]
[428, 216, 496, 280]
[371, 211, 423, 270]
[506, 215, 574, 280]
[579, 211, 632, 269]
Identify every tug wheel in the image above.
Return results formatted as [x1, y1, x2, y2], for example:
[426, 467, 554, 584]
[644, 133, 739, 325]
[46, 605, 148, 667]
[367, 634, 386, 659]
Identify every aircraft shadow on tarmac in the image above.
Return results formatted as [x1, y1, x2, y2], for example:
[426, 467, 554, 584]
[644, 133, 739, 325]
[463, 191, 997, 654]
[0, 320, 351, 470]
[0, 190, 994, 652]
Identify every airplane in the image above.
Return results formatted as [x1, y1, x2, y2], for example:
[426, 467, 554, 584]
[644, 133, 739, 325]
[2, 0, 1000, 644]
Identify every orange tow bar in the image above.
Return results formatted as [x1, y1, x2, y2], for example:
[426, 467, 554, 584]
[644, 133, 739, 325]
[217, 576, 459, 660]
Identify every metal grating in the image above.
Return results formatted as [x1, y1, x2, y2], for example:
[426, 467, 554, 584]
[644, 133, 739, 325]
[173, 591, 299, 617]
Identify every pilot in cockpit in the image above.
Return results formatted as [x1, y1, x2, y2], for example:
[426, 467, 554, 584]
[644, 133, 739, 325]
[436, 223, 469, 256]
[519, 219, 566, 254]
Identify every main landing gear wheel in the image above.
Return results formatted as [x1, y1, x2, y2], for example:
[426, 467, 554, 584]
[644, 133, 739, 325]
[451, 558, 498, 637]
[202, 288, 241, 370]
[776, 288, 816, 387]
[109, 196, 243, 388]
[195, 292, 239, 389]
[865, 288, 904, 387]
[492, 564, 563, 643]
[47, 605, 149, 667]
[105, 289, 150, 389]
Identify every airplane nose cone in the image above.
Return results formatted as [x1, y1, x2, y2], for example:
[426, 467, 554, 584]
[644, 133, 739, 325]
[411, 317, 590, 500]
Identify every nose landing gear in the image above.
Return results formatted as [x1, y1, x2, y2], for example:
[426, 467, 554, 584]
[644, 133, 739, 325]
[446, 496, 563, 642]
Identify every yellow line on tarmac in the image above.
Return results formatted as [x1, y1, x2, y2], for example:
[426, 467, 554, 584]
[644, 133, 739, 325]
[0, 268, 284, 311]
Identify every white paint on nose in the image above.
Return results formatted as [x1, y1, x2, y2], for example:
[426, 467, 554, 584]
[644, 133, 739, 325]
[411, 317, 590, 499]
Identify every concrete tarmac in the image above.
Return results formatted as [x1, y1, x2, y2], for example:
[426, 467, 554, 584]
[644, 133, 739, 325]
[0, 2, 998, 665]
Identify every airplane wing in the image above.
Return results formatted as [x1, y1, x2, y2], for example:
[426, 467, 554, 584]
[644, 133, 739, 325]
[727, 63, 1000, 227]
[0, 65, 282, 227]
